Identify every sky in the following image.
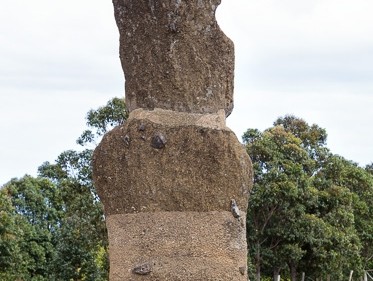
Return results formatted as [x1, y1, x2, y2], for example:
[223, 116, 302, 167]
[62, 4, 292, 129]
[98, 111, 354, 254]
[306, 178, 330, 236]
[1, 0, 373, 186]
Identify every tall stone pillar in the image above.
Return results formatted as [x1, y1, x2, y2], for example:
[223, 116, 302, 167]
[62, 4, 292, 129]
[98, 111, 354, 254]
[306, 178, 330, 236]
[92, 1, 253, 280]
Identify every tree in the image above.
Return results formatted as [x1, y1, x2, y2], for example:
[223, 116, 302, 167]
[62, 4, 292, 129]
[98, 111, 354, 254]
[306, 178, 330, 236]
[306, 158, 363, 280]
[0, 188, 22, 281]
[328, 158, 373, 272]
[37, 97, 127, 280]
[2, 176, 61, 280]
[365, 162, 373, 175]
[76, 97, 127, 147]
[244, 116, 367, 281]
[244, 124, 314, 280]
[38, 150, 109, 281]
[0, 97, 127, 280]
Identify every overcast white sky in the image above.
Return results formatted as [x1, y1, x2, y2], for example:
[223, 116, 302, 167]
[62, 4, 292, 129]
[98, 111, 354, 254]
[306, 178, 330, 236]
[1, 0, 373, 185]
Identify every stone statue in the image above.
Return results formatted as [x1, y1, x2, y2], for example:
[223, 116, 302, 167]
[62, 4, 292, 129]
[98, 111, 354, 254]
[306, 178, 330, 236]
[92, 0, 253, 280]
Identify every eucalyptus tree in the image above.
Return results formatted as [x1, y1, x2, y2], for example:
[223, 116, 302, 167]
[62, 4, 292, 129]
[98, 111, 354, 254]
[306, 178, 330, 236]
[37, 97, 127, 280]
[244, 116, 366, 281]
[0, 97, 127, 281]
[1, 176, 61, 280]
[0, 189, 22, 281]
[244, 123, 315, 280]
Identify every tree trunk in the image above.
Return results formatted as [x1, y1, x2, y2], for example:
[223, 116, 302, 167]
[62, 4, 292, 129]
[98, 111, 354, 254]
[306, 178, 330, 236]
[301, 272, 305, 281]
[289, 262, 297, 281]
[349, 270, 354, 281]
[273, 267, 280, 281]
[256, 242, 261, 281]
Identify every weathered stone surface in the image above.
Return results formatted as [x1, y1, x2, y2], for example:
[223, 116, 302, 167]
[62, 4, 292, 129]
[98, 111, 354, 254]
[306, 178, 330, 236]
[92, 110, 252, 217]
[94, 1, 253, 279]
[106, 211, 248, 281]
[113, 0, 235, 116]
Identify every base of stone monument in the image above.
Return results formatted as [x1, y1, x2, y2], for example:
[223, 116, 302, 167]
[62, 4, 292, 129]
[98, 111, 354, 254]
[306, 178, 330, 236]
[106, 211, 248, 280]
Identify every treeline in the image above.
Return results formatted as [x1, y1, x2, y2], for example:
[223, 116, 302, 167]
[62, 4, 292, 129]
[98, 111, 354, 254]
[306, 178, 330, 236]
[244, 116, 373, 281]
[0, 98, 372, 281]
[0, 98, 126, 281]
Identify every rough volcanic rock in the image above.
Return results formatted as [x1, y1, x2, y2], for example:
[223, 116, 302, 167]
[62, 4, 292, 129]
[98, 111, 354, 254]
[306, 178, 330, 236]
[113, 0, 235, 116]
[93, 110, 252, 217]
[107, 211, 248, 281]
[94, 1, 253, 279]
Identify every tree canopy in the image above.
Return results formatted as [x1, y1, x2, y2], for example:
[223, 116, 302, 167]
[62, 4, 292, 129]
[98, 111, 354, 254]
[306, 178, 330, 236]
[0, 98, 127, 281]
[244, 115, 373, 281]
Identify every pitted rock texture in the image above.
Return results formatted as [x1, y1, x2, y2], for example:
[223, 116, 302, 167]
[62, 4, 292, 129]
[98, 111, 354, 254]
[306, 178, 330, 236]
[92, 111, 252, 216]
[113, 0, 234, 116]
[106, 211, 248, 281]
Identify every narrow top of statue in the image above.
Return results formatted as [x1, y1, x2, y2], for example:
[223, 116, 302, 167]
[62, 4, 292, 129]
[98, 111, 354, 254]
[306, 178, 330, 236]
[113, 0, 235, 117]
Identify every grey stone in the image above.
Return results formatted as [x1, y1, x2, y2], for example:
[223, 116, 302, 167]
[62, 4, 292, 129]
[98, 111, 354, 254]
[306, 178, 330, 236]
[133, 262, 153, 275]
[150, 132, 167, 149]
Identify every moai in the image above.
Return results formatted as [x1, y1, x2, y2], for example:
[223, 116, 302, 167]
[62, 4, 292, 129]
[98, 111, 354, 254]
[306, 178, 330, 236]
[92, 0, 253, 280]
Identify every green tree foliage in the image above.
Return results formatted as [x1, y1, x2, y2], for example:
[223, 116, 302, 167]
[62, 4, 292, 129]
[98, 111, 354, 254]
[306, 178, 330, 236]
[77, 97, 128, 147]
[244, 115, 372, 281]
[38, 149, 108, 281]
[0, 189, 22, 281]
[324, 157, 373, 271]
[1, 176, 61, 280]
[0, 97, 127, 280]
[37, 97, 127, 280]
[365, 162, 373, 175]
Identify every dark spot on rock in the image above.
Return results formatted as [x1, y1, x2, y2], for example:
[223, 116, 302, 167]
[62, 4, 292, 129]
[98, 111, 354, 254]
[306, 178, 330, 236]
[133, 262, 152, 275]
[199, 128, 207, 135]
[151, 133, 166, 149]
[169, 22, 177, 32]
[123, 135, 130, 146]
[239, 266, 246, 275]
[139, 123, 145, 131]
